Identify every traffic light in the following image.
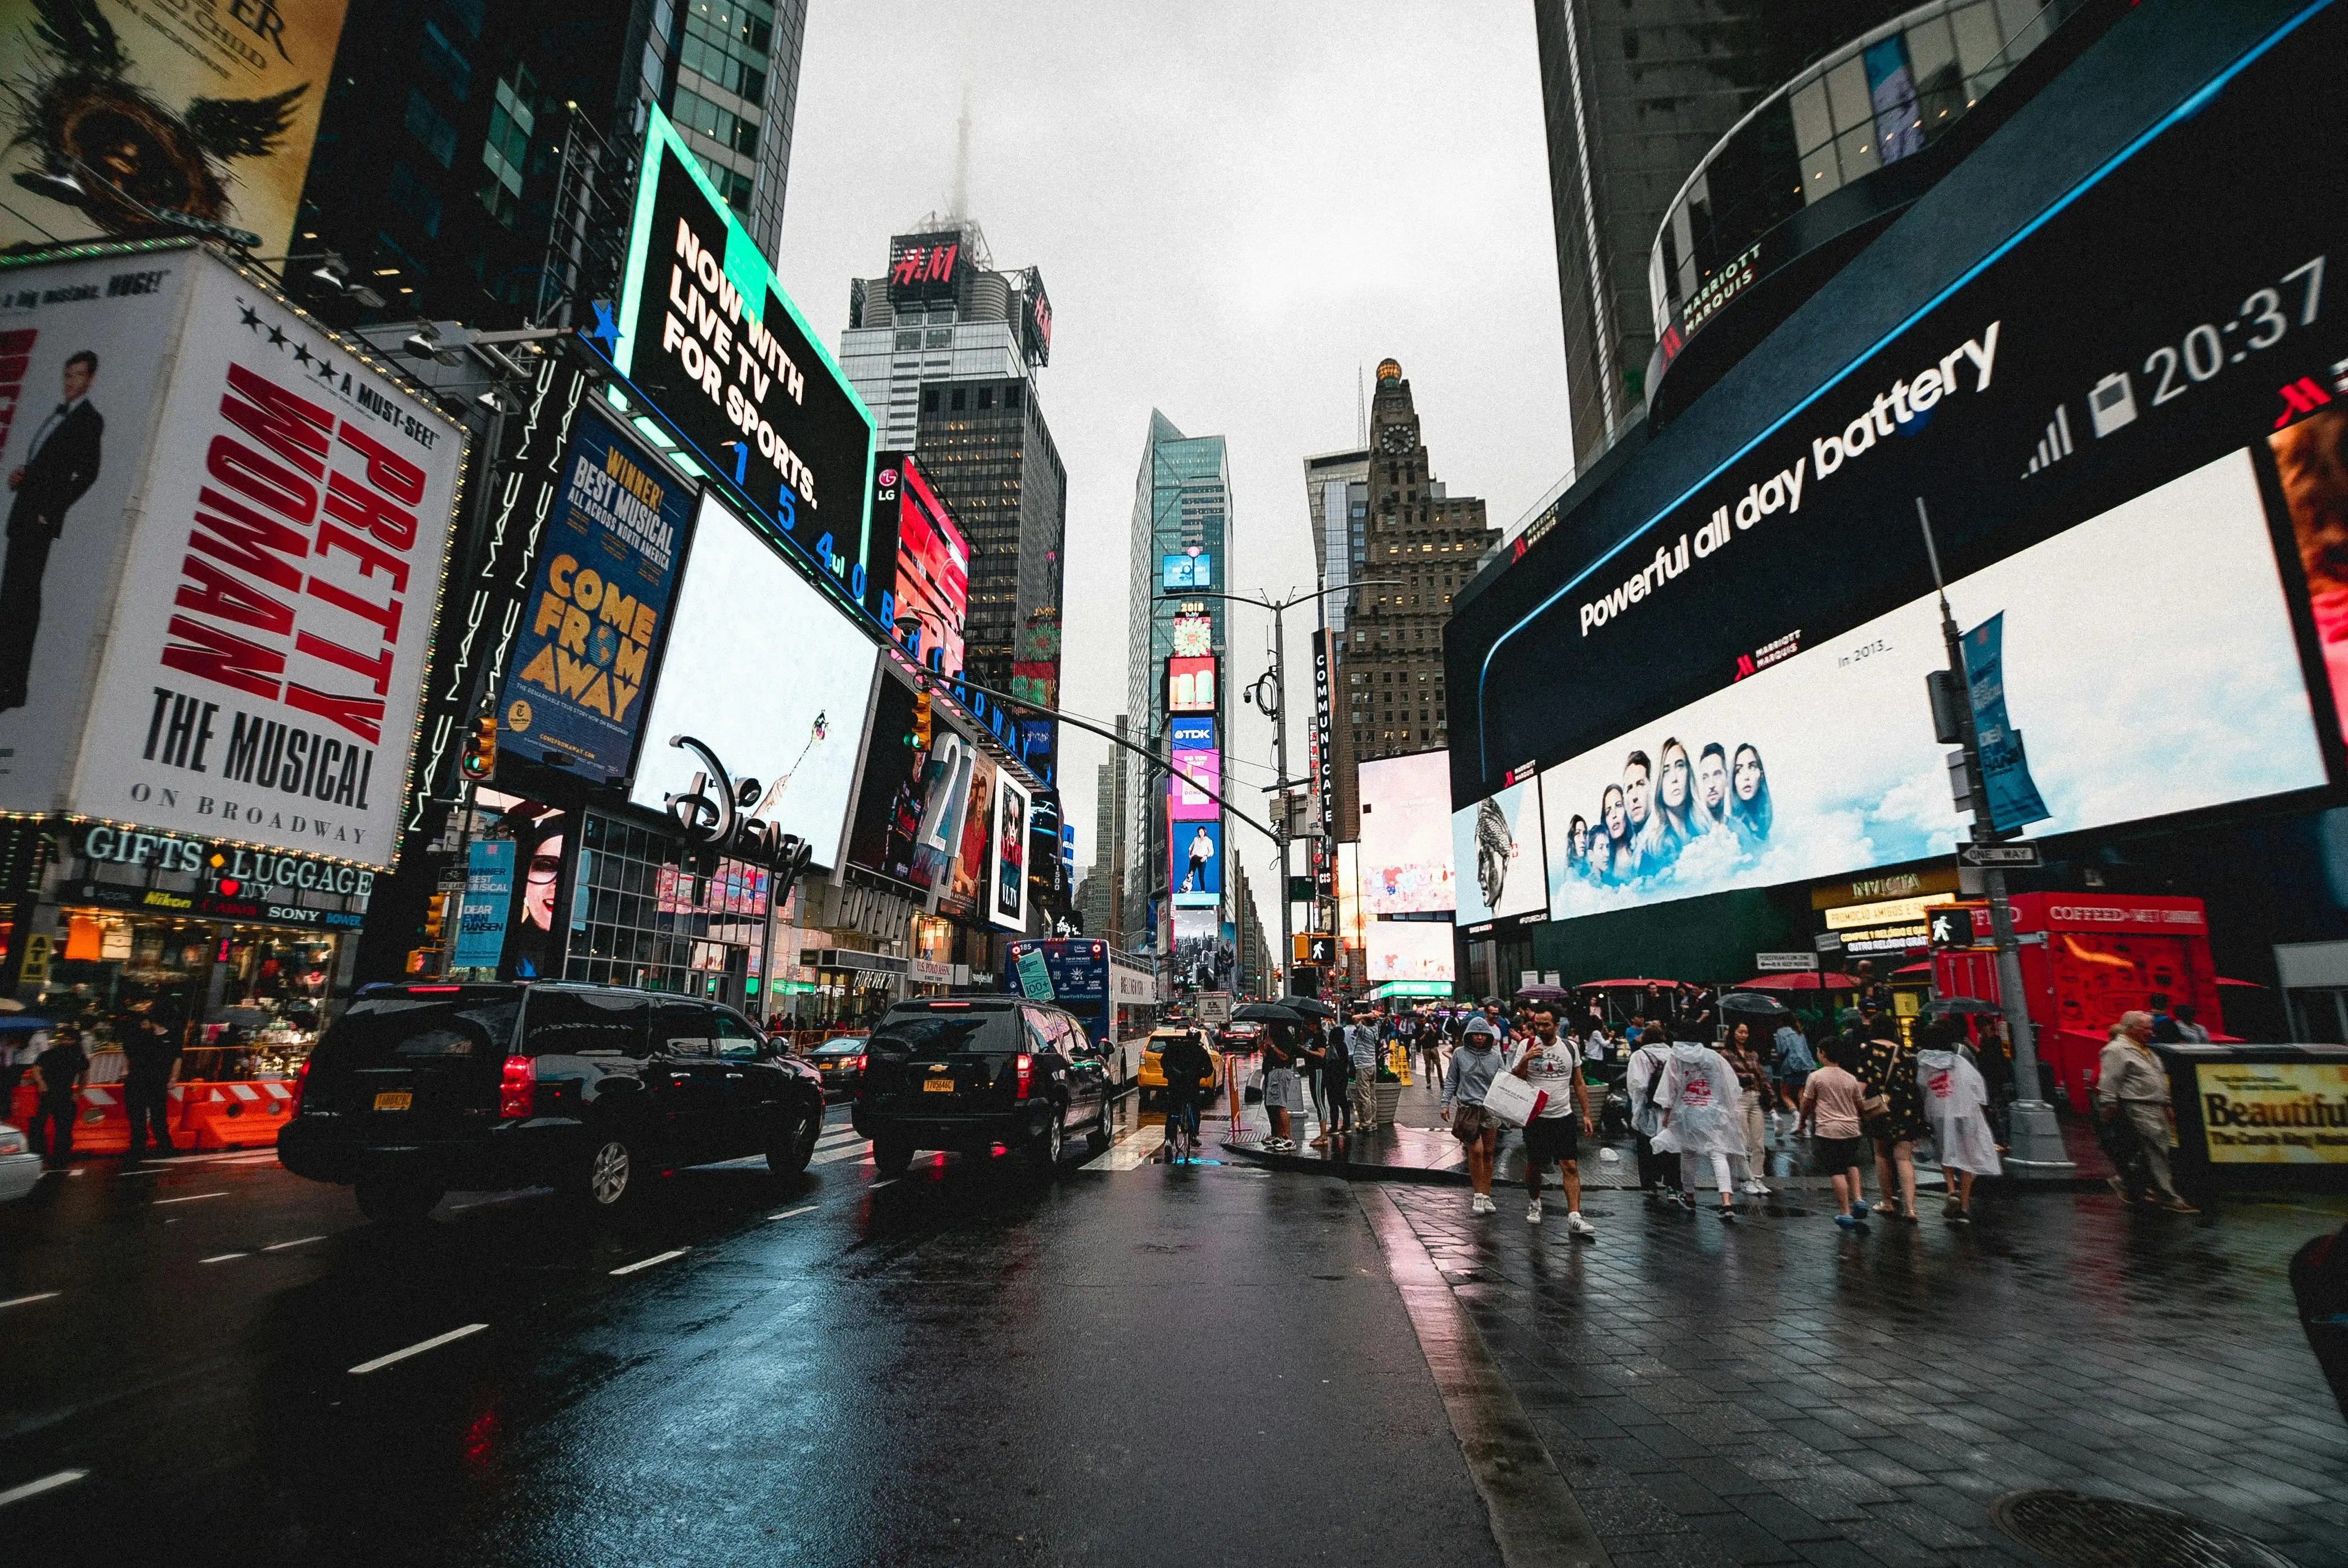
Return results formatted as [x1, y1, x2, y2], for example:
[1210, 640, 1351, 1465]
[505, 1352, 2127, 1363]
[423, 892, 448, 945]
[460, 714, 497, 782]
[913, 690, 933, 750]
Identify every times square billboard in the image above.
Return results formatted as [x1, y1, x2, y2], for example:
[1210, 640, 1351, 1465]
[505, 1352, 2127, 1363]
[1448, 6, 2348, 928]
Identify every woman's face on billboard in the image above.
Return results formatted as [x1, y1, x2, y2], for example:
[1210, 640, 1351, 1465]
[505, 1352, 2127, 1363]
[1660, 744, 1690, 812]
[1733, 747, 1763, 803]
[525, 837, 563, 930]
[1602, 788, 1626, 839]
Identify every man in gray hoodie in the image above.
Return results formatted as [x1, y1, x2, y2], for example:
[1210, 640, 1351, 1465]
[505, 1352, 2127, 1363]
[1442, 1015, 1507, 1215]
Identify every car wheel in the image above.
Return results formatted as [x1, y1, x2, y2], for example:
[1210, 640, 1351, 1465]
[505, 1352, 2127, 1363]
[1086, 1097, 1112, 1156]
[355, 1179, 442, 1225]
[1028, 1108, 1065, 1173]
[581, 1134, 640, 1212]
[768, 1105, 821, 1177]
[872, 1136, 914, 1177]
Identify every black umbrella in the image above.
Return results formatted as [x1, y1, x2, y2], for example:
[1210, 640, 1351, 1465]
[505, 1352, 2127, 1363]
[1927, 996, 2003, 1017]
[1717, 990, 1792, 1019]
[1286, 997, 1338, 1020]
[1232, 1001, 1305, 1024]
[1514, 984, 1572, 1003]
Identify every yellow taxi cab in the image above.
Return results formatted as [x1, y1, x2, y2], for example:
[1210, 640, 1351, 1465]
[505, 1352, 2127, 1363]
[1139, 1026, 1221, 1106]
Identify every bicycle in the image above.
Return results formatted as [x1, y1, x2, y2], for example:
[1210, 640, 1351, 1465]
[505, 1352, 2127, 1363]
[1163, 1093, 1201, 1163]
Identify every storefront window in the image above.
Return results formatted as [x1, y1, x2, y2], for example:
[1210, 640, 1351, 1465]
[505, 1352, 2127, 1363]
[565, 812, 770, 1009]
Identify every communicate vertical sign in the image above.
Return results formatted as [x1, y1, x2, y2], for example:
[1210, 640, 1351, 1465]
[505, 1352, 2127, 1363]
[1959, 612, 2049, 833]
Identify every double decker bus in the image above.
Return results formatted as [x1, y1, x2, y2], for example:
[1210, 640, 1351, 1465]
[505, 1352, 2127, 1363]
[1002, 939, 1157, 1086]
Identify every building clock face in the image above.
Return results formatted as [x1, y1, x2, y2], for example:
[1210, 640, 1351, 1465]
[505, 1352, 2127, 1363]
[1380, 425, 1414, 454]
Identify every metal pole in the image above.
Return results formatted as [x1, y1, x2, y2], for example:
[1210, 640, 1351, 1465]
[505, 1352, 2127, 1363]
[1274, 606, 1291, 997]
[1917, 499, 2071, 1174]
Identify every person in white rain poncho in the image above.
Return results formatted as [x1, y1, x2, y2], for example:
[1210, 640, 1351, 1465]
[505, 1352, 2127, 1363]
[1653, 1030, 1747, 1220]
[1625, 1025, 1676, 1196]
[1917, 1018, 2000, 1225]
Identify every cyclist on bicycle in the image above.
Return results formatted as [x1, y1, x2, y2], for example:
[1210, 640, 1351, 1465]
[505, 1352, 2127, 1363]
[1159, 1028, 1214, 1162]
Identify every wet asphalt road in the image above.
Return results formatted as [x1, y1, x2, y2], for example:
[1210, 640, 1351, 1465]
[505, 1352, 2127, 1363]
[0, 1108, 1502, 1566]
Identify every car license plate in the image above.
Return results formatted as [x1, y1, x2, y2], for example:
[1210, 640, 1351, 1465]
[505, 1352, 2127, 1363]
[373, 1091, 413, 1111]
[923, 1077, 956, 1093]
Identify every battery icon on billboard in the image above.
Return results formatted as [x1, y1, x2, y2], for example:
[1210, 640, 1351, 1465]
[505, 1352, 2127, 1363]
[2088, 371, 2137, 437]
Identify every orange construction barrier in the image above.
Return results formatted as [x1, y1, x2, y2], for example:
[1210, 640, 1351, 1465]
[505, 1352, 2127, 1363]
[180, 1080, 297, 1150]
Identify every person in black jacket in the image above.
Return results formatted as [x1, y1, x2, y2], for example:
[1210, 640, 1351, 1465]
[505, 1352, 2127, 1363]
[29, 1025, 88, 1168]
[0, 350, 103, 710]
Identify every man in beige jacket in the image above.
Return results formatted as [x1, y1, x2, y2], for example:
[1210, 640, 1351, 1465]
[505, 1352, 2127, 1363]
[2097, 1012, 2197, 1213]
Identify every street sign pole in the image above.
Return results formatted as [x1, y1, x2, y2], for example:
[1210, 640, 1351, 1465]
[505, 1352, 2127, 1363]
[1922, 499, 2072, 1175]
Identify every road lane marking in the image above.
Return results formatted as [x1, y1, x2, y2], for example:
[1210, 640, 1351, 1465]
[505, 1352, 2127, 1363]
[810, 1141, 869, 1166]
[348, 1323, 489, 1375]
[816, 1127, 860, 1145]
[154, 1192, 227, 1205]
[610, 1247, 688, 1276]
[1, 1292, 60, 1309]
[1083, 1124, 1165, 1172]
[262, 1236, 325, 1251]
[199, 1252, 250, 1264]
[0, 1469, 88, 1509]
[767, 1205, 816, 1220]
[866, 1178, 897, 1191]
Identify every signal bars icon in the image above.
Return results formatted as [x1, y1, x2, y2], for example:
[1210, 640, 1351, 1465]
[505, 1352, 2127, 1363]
[2023, 403, 2074, 477]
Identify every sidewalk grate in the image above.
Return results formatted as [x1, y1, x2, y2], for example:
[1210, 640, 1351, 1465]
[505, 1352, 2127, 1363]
[1990, 1490, 2300, 1568]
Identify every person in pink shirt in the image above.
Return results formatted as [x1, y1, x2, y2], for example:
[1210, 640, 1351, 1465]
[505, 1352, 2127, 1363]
[1799, 1040, 1872, 1228]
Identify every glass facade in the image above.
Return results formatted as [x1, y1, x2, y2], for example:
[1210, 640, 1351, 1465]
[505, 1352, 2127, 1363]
[1648, 0, 2081, 348]
[563, 812, 771, 1011]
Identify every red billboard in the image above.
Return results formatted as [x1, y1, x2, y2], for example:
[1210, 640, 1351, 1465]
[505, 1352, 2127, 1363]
[869, 453, 971, 677]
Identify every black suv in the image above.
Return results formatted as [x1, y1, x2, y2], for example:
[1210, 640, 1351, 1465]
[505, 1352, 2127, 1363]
[278, 982, 826, 1221]
[852, 997, 1113, 1176]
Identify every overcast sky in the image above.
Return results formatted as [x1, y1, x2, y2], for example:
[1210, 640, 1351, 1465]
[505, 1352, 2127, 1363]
[777, 0, 1572, 930]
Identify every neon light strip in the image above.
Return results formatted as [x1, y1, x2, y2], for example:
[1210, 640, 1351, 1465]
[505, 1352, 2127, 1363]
[1475, 0, 2335, 780]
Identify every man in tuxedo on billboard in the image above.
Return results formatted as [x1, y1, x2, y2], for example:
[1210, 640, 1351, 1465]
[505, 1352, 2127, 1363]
[0, 350, 104, 711]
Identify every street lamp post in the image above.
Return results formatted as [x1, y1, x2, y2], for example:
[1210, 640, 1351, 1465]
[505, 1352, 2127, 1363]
[1160, 580, 1396, 998]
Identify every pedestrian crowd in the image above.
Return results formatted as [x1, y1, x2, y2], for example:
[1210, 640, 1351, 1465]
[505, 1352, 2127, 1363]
[3, 1002, 187, 1170]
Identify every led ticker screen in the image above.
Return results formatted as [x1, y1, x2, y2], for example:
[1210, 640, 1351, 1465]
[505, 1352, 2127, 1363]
[1163, 553, 1213, 591]
[1170, 611, 1215, 657]
[1358, 749, 1456, 914]
[1167, 656, 1217, 714]
[1447, 13, 2348, 919]
[613, 108, 876, 605]
[869, 454, 971, 676]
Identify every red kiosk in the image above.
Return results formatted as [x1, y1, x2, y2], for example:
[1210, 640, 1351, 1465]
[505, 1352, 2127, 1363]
[1931, 893, 2225, 1114]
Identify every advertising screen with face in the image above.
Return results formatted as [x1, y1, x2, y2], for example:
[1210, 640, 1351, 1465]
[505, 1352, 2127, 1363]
[1541, 450, 2322, 917]
[1171, 820, 1222, 907]
[629, 494, 880, 870]
[952, 752, 996, 912]
[1368, 918, 1456, 984]
[1451, 778, 1545, 926]
[990, 772, 1030, 931]
[1358, 749, 1455, 914]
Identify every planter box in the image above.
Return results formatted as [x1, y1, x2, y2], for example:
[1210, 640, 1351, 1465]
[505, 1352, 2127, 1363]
[1374, 1081, 1404, 1128]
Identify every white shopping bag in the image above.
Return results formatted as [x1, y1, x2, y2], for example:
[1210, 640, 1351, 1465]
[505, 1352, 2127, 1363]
[1481, 1072, 1548, 1128]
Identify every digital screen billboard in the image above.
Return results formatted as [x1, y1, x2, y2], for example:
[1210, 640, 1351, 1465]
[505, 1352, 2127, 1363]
[1167, 656, 1217, 714]
[613, 109, 875, 601]
[844, 677, 927, 884]
[497, 411, 690, 780]
[950, 752, 996, 914]
[1358, 750, 1455, 914]
[887, 231, 965, 306]
[629, 494, 880, 871]
[868, 454, 970, 675]
[1450, 778, 1544, 926]
[907, 722, 976, 896]
[1368, 918, 1456, 985]
[1171, 905, 1226, 990]
[1171, 611, 1215, 657]
[989, 771, 1031, 931]
[1170, 715, 1216, 751]
[1163, 553, 1212, 591]
[1449, 17, 2348, 916]
[1168, 749, 1220, 821]
[1020, 270, 1053, 366]
[1172, 820, 1222, 907]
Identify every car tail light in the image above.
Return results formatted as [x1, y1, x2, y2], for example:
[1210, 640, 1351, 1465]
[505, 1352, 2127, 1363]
[500, 1055, 536, 1119]
[851, 1053, 865, 1074]
[290, 1057, 312, 1116]
[1014, 1052, 1034, 1099]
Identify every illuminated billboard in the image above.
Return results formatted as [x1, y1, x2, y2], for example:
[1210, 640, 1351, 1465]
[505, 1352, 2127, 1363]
[869, 454, 970, 675]
[1450, 778, 1545, 926]
[1172, 820, 1221, 907]
[1368, 918, 1455, 985]
[1449, 19, 2347, 920]
[611, 107, 876, 603]
[1168, 749, 1220, 821]
[1358, 750, 1455, 914]
[1163, 553, 1212, 591]
[1171, 611, 1215, 657]
[989, 771, 1031, 931]
[887, 231, 965, 306]
[630, 494, 880, 871]
[1170, 715, 1215, 751]
[1167, 656, 1217, 714]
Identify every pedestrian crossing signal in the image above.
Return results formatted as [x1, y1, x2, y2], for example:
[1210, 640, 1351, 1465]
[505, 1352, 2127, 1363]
[461, 715, 497, 782]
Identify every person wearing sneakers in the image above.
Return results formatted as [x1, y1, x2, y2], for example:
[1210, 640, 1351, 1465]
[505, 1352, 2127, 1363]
[1917, 1017, 1999, 1223]
[2098, 1011, 2197, 1213]
[1506, 1004, 1597, 1238]
[1441, 1014, 1507, 1215]
[1801, 1039, 1872, 1228]
[1653, 1027, 1746, 1220]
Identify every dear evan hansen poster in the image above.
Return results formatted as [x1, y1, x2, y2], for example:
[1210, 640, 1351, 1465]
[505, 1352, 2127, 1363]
[497, 413, 691, 778]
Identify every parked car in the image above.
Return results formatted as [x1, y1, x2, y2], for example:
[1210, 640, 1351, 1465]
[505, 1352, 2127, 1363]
[277, 982, 827, 1222]
[0, 1123, 40, 1202]
[806, 1034, 869, 1100]
[852, 997, 1112, 1177]
[1138, 1026, 1221, 1107]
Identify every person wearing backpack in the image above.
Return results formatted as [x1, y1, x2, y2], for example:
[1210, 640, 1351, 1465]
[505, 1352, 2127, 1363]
[1772, 1019, 1816, 1121]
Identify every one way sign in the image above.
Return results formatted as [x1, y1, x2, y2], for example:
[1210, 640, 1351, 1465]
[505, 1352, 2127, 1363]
[1958, 842, 2041, 868]
[1929, 908, 1977, 948]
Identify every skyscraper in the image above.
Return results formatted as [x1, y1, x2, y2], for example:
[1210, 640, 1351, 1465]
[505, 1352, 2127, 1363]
[1341, 361, 1494, 767]
[839, 220, 1065, 781]
[1123, 413, 1231, 954]
[1533, 0, 1910, 469]
[1086, 714, 1133, 947]
[291, 0, 809, 330]
[1304, 446, 1368, 841]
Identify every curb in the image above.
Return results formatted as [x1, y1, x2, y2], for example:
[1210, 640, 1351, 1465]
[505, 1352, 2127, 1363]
[1219, 1140, 2117, 1195]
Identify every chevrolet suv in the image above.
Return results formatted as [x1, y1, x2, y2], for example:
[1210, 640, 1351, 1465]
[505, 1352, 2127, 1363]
[278, 982, 827, 1222]
[852, 997, 1113, 1176]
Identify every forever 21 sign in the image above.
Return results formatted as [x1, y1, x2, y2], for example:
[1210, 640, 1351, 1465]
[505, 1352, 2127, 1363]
[661, 735, 816, 890]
